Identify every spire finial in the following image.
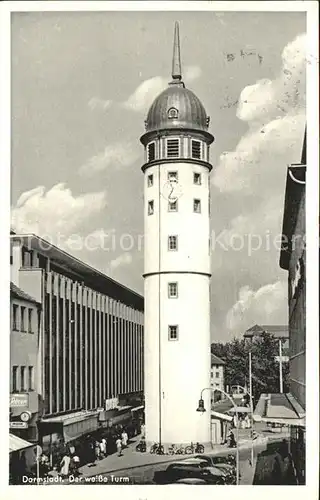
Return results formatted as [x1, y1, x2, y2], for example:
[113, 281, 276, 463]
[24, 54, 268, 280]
[172, 21, 182, 81]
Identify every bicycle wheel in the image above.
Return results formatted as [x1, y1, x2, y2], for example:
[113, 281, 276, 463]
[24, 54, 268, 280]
[168, 448, 175, 455]
[196, 444, 204, 453]
[150, 445, 156, 454]
[185, 446, 193, 454]
[157, 445, 165, 455]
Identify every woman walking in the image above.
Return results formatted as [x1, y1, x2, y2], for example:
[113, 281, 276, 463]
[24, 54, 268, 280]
[59, 454, 71, 479]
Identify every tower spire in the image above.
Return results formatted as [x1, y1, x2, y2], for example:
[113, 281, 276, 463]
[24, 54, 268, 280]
[172, 21, 182, 82]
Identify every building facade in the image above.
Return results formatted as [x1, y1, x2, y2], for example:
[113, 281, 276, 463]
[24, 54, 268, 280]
[279, 131, 306, 484]
[210, 354, 225, 401]
[10, 282, 41, 442]
[10, 233, 144, 445]
[141, 23, 214, 448]
[253, 130, 306, 484]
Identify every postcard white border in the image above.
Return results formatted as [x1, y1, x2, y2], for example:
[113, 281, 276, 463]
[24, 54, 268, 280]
[0, 2, 318, 500]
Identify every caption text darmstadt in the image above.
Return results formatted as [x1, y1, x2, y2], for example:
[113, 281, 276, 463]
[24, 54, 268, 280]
[22, 474, 130, 484]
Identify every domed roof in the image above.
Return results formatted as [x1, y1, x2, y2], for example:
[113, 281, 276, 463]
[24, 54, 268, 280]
[145, 83, 209, 133]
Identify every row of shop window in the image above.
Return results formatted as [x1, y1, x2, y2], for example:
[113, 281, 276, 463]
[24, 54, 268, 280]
[11, 365, 34, 392]
[147, 171, 202, 187]
[146, 138, 207, 162]
[12, 304, 38, 333]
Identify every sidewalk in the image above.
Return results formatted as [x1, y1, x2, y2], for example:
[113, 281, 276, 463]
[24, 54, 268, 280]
[78, 433, 268, 478]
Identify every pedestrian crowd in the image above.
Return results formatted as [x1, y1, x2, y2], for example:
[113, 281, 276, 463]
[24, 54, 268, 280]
[36, 426, 130, 480]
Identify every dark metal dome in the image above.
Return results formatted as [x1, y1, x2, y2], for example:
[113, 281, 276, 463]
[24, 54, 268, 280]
[145, 84, 209, 133]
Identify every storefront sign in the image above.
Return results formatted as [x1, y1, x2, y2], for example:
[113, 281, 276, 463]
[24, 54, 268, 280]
[10, 394, 29, 408]
[105, 397, 119, 411]
[10, 421, 28, 429]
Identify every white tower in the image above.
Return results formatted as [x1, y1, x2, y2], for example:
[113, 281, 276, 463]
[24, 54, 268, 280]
[141, 23, 214, 449]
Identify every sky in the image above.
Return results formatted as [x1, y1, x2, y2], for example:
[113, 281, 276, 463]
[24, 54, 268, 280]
[10, 10, 307, 342]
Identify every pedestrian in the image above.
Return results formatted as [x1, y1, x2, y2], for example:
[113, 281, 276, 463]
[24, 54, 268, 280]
[233, 414, 238, 429]
[94, 441, 101, 462]
[141, 423, 146, 438]
[116, 436, 123, 457]
[59, 454, 71, 479]
[71, 454, 80, 476]
[121, 429, 128, 448]
[100, 438, 107, 458]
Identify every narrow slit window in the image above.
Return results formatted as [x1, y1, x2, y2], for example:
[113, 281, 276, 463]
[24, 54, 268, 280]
[168, 325, 179, 341]
[28, 309, 33, 333]
[12, 304, 18, 330]
[148, 142, 155, 162]
[192, 140, 201, 159]
[168, 235, 178, 251]
[168, 200, 178, 212]
[168, 171, 178, 182]
[147, 174, 153, 187]
[20, 366, 26, 392]
[148, 200, 154, 215]
[12, 366, 18, 392]
[20, 307, 26, 332]
[194, 173, 201, 185]
[166, 139, 179, 158]
[193, 199, 201, 213]
[28, 366, 34, 390]
[168, 282, 178, 298]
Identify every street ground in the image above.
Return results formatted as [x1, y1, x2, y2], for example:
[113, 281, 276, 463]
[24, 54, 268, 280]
[51, 425, 291, 485]
[36, 401, 293, 486]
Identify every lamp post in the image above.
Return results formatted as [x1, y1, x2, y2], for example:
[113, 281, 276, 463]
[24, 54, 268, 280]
[249, 351, 254, 467]
[197, 387, 240, 485]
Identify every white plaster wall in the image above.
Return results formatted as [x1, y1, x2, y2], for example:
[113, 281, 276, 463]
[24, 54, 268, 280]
[144, 273, 211, 445]
[144, 161, 211, 276]
[144, 158, 212, 445]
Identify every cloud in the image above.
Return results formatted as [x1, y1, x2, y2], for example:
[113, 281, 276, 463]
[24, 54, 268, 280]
[237, 33, 306, 124]
[79, 142, 139, 176]
[225, 281, 287, 335]
[122, 76, 168, 113]
[213, 33, 306, 194]
[88, 97, 113, 111]
[109, 252, 133, 270]
[11, 183, 106, 240]
[122, 65, 202, 114]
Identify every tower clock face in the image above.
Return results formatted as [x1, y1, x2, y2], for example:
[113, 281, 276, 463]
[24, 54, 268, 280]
[161, 178, 183, 202]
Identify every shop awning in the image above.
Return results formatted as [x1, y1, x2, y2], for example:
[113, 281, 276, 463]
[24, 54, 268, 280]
[9, 433, 34, 453]
[38, 410, 99, 441]
[211, 411, 233, 422]
[253, 393, 305, 426]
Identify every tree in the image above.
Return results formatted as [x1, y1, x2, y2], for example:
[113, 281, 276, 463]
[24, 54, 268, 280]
[211, 332, 290, 401]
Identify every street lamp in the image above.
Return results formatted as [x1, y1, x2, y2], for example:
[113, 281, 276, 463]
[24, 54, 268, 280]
[197, 387, 240, 485]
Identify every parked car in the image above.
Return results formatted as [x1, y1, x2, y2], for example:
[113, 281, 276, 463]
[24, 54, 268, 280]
[194, 454, 236, 474]
[153, 458, 226, 485]
[174, 478, 207, 485]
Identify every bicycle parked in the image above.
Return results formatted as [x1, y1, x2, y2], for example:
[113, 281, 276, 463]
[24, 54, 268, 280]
[185, 442, 205, 454]
[135, 439, 146, 453]
[167, 444, 186, 455]
[150, 442, 165, 455]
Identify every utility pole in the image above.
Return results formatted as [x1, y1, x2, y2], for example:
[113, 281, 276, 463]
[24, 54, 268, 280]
[279, 339, 283, 393]
[249, 351, 254, 467]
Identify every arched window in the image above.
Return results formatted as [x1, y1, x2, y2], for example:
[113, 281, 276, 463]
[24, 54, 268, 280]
[167, 107, 179, 119]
